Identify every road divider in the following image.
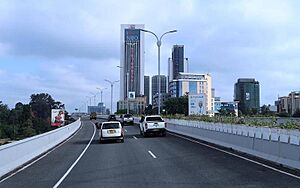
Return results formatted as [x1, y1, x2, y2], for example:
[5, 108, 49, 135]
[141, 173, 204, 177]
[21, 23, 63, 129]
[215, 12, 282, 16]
[0, 119, 81, 178]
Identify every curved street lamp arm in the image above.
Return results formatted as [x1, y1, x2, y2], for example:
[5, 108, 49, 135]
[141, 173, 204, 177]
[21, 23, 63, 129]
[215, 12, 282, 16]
[160, 30, 178, 41]
[140, 29, 159, 42]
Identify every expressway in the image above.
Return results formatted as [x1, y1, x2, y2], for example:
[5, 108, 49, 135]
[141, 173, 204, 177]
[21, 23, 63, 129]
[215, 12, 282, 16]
[1, 118, 300, 187]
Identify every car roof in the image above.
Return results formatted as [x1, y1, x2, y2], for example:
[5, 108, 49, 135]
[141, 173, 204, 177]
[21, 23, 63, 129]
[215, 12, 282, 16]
[145, 115, 162, 118]
[102, 121, 120, 124]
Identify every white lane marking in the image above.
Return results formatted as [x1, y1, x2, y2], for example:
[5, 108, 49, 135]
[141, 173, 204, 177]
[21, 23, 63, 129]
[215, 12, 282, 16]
[53, 122, 96, 188]
[125, 129, 128, 132]
[168, 132, 300, 180]
[0, 122, 83, 184]
[148, 150, 157, 159]
[133, 136, 137, 140]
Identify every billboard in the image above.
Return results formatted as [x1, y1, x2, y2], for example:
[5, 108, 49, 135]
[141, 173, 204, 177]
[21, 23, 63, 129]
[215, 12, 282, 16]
[128, 91, 135, 99]
[51, 109, 65, 127]
[125, 29, 140, 42]
[189, 94, 207, 115]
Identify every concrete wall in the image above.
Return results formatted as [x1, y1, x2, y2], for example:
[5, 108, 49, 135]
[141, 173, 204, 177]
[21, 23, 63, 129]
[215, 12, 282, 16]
[164, 118, 300, 170]
[0, 119, 81, 178]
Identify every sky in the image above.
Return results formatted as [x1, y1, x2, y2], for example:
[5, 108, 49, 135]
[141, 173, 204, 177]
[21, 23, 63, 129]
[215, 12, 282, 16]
[0, 0, 300, 112]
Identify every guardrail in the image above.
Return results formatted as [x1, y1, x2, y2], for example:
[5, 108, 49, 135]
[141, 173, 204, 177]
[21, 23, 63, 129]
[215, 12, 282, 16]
[0, 119, 81, 178]
[163, 118, 300, 170]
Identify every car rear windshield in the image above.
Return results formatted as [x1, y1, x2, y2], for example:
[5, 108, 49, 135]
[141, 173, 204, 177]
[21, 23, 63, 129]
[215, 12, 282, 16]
[124, 114, 132, 118]
[146, 117, 163, 122]
[102, 123, 120, 129]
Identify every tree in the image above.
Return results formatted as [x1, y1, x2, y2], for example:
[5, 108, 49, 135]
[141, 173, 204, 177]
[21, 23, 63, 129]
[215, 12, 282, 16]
[165, 96, 188, 115]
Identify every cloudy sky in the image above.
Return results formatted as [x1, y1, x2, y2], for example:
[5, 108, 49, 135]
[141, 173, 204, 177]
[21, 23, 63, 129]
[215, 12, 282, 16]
[0, 0, 299, 112]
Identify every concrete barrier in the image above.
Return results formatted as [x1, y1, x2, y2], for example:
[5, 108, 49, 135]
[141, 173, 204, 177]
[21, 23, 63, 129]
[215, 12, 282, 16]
[164, 118, 300, 170]
[0, 119, 81, 178]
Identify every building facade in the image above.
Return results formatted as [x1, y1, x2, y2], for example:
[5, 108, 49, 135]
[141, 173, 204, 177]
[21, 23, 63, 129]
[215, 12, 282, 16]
[151, 75, 167, 104]
[120, 24, 145, 100]
[234, 78, 260, 115]
[117, 96, 147, 115]
[144, 75, 150, 105]
[152, 93, 170, 109]
[168, 45, 189, 82]
[169, 73, 214, 116]
[276, 91, 300, 115]
[88, 102, 106, 114]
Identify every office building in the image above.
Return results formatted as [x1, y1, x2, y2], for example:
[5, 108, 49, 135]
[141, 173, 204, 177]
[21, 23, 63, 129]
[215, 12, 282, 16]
[168, 45, 189, 82]
[214, 97, 238, 116]
[234, 78, 260, 115]
[276, 91, 300, 115]
[169, 73, 214, 116]
[144, 76, 150, 105]
[117, 96, 147, 114]
[88, 102, 106, 114]
[152, 75, 167, 104]
[152, 93, 170, 109]
[120, 24, 145, 100]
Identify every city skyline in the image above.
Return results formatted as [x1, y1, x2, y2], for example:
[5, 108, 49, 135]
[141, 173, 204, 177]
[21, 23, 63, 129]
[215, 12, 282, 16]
[0, 1, 300, 112]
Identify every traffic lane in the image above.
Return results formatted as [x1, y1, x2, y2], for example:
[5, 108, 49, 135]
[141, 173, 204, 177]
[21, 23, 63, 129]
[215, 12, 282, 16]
[57, 123, 300, 188]
[135, 128, 300, 187]
[58, 124, 162, 188]
[0, 120, 94, 188]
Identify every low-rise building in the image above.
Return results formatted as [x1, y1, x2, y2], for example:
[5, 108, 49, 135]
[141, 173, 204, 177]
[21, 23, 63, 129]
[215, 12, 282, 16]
[88, 102, 106, 114]
[152, 93, 170, 109]
[276, 92, 300, 115]
[117, 96, 147, 115]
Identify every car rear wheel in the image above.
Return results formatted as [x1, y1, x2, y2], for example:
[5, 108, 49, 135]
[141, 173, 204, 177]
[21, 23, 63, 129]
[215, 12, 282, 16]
[161, 131, 166, 137]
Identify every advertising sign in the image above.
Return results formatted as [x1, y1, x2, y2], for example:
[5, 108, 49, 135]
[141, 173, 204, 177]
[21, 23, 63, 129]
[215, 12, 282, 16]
[51, 109, 65, 127]
[189, 94, 207, 115]
[125, 29, 140, 42]
[128, 91, 135, 100]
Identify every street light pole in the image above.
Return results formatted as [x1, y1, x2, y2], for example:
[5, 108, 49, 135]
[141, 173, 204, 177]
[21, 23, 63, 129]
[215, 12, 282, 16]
[96, 87, 107, 103]
[140, 29, 177, 115]
[117, 65, 130, 114]
[105, 79, 119, 114]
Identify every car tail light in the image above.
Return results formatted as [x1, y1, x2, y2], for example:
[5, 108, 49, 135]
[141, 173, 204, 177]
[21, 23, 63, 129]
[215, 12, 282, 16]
[145, 123, 148, 129]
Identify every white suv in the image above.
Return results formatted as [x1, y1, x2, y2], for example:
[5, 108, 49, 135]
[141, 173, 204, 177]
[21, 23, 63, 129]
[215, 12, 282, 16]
[99, 121, 124, 143]
[120, 114, 134, 125]
[139, 115, 166, 137]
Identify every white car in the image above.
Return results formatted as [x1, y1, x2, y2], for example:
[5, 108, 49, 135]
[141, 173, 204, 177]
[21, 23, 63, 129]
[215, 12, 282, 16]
[120, 114, 134, 125]
[139, 115, 166, 137]
[99, 121, 124, 143]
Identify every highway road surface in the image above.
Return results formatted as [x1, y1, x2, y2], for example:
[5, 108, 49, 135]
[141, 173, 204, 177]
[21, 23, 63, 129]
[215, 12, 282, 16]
[1, 118, 300, 188]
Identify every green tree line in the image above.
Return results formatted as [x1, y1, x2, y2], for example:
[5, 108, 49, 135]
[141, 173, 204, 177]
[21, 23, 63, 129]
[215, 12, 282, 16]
[0, 93, 65, 141]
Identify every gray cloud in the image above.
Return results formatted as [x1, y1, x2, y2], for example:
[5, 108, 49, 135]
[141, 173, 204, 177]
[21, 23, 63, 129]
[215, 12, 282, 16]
[0, 0, 300, 111]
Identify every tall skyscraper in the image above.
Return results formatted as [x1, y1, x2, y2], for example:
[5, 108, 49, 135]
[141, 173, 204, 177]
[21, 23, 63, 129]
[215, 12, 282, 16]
[120, 24, 145, 100]
[172, 45, 184, 80]
[168, 45, 189, 83]
[234, 78, 260, 115]
[152, 75, 167, 104]
[144, 75, 150, 105]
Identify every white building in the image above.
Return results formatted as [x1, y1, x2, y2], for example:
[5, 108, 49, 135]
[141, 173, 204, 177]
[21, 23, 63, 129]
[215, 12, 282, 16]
[169, 73, 214, 116]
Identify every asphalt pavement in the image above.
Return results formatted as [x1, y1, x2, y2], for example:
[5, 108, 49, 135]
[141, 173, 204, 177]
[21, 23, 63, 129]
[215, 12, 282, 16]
[1, 118, 300, 188]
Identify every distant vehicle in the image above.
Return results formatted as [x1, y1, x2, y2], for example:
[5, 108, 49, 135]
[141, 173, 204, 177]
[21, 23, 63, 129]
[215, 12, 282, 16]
[90, 112, 97, 120]
[139, 115, 166, 137]
[107, 114, 117, 121]
[99, 121, 124, 143]
[121, 114, 134, 125]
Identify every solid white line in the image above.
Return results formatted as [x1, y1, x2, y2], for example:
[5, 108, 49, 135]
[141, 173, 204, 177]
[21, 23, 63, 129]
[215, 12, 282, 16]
[133, 136, 137, 140]
[168, 132, 300, 180]
[53, 123, 96, 188]
[0, 122, 83, 184]
[148, 150, 157, 159]
[125, 129, 128, 132]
